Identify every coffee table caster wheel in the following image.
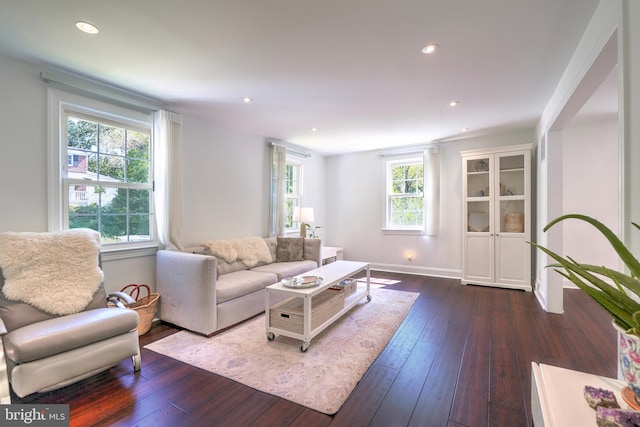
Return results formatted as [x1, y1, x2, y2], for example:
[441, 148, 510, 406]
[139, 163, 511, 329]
[267, 332, 275, 341]
[366, 294, 372, 302]
[301, 342, 310, 352]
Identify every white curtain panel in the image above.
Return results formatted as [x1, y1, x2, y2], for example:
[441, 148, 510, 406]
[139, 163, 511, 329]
[153, 110, 184, 250]
[269, 145, 287, 237]
[424, 147, 440, 236]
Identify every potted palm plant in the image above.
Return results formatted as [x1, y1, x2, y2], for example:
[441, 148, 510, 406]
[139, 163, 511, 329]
[304, 224, 323, 238]
[532, 214, 640, 401]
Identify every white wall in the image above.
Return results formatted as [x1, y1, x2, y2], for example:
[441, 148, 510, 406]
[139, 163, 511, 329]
[622, 0, 640, 255]
[0, 55, 48, 232]
[535, 0, 622, 313]
[562, 117, 619, 271]
[179, 118, 327, 246]
[0, 55, 156, 292]
[179, 115, 269, 245]
[0, 53, 329, 294]
[325, 129, 535, 278]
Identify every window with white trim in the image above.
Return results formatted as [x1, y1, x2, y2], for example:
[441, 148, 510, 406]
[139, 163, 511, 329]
[284, 160, 302, 232]
[48, 89, 155, 249]
[385, 157, 425, 231]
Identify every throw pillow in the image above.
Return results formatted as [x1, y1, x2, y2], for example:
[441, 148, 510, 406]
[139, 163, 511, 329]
[276, 237, 304, 262]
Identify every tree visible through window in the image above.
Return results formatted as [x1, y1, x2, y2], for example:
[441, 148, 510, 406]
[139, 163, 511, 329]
[284, 161, 302, 230]
[387, 158, 424, 229]
[65, 114, 152, 244]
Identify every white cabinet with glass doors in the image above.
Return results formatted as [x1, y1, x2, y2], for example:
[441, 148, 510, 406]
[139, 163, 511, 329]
[461, 144, 532, 291]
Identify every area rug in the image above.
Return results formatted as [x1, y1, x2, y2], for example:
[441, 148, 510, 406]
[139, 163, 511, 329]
[145, 287, 419, 414]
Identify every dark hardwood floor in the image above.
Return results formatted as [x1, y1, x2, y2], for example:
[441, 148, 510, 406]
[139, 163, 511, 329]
[14, 271, 617, 426]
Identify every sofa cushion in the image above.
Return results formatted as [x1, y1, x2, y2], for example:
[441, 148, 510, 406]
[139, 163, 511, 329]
[264, 237, 278, 261]
[251, 260, 318, 281]
[215, 270, 278, 304]
[276, 237, 304, 262]
[217, 260, 249, 276]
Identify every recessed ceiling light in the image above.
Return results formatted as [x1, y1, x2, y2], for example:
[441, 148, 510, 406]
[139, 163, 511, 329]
[449, 100, 459, 107]
[311, 127, 318, 132]
[75, 21, 99, 34]
[421, 43, 439, 54]
[462, 127, 469, 132]
[242, 97, 253, 103]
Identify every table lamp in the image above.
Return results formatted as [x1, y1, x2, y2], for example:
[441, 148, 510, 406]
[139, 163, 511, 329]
[293, 207, 314, 237]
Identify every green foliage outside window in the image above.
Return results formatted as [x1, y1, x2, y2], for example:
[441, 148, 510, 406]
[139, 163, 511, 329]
[389, 162, 424, 227]
[284, 163, 300, 229]
[67, 117, 151, 242]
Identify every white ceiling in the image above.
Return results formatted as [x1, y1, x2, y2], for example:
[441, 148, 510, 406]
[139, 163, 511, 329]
[0, 0, 603, 155]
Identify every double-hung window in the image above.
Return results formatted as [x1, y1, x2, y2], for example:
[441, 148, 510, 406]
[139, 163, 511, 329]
[385, 156, 425, 232]
[48, 89, 155, 251]
[284, 160, 302, 231]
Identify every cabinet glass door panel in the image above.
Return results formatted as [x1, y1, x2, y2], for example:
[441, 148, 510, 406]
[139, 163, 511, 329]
[500, 199, 525, 233]
[467, 201, 490, 232]
[498, 154, 525, 196]
[466, 157, 490, 197]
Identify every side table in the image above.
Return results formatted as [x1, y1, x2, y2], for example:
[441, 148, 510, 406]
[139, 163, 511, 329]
[531, 362, 627, 426]
[321, 246, 344, 265]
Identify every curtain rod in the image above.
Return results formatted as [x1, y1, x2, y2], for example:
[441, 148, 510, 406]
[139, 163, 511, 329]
[378, 144, 439, 157]
[41, 71, 162, 114]
[268, 141, 312, 158]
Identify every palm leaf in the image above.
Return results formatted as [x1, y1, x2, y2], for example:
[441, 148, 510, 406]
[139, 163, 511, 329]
[544, 214, 640, 279]
[530, 241, 639, 331]
[531, 215, 640, 336]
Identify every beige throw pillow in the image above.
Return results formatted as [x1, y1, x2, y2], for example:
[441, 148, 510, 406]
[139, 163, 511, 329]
[276, 237, 304, 262]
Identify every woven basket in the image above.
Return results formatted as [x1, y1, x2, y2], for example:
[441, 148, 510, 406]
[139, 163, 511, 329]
[269, 290, 344, 334]
[120, 284, 160, 336]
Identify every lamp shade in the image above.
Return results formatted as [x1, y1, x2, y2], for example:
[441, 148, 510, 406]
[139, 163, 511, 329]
[293, 207, 314, 223]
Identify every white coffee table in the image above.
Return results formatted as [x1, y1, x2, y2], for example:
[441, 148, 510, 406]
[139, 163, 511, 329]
[265, 260, 370, 352]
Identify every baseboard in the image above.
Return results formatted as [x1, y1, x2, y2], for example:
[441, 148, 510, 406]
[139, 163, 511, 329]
[368, 262, 462, 280]
[533, 279, 547, 309]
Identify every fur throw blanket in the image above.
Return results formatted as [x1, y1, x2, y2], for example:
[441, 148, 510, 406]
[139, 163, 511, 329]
[201, 237, 273, 268]
[0, 229, 104, 316]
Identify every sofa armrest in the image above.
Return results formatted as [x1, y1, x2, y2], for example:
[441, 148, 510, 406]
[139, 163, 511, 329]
[107, 292, 136, 308]
[3, 308, 138, 364]
[303, 238, 322, 267]
[156, 250, 218, 335]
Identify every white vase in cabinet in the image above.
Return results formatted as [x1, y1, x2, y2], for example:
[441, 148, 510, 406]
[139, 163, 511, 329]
[461, 144, 532, 291]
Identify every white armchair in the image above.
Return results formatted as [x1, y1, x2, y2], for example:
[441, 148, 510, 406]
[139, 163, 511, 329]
[0, 230, 141, 403]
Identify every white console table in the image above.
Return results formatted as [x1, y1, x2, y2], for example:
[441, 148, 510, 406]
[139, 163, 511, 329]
[321, 246, 343, 265]
[531, 362, 627, 426]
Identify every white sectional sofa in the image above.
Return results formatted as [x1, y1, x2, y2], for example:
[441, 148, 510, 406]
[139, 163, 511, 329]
[156, 236, 321, 336]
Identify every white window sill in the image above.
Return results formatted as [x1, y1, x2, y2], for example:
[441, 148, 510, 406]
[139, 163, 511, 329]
[381, 229, 425, 236]
[100, 243, 159, 261]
